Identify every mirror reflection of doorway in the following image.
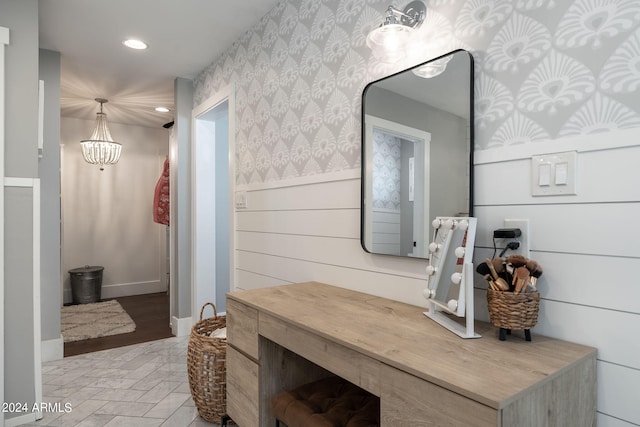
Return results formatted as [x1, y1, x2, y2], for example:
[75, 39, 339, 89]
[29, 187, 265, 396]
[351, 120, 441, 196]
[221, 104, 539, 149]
[364, 115, 430, 258]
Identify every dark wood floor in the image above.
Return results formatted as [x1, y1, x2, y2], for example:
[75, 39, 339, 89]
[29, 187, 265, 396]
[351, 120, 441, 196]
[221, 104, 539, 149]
[64, 292, 173, 357]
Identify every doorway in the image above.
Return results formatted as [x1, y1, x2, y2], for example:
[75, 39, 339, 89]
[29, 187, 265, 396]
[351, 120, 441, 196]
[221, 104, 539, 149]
[59, 117, 172, 355]
[191, 85, 235, 316]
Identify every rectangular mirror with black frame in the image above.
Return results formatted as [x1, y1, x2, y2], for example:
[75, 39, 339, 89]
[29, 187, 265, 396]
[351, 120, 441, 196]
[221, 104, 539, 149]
[361, 49, 474, 259]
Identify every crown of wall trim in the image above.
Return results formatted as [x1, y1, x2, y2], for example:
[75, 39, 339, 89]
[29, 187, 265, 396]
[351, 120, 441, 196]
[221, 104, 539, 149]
[235, 168, 360, 192]
[475, 127, 640, 165]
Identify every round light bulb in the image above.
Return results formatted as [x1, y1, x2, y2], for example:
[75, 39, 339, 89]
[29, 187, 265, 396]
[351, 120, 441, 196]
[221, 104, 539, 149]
[425, 265, 436, 275]
[447, 299, 458, 312]
[422, 288, 434, 299]
[429, 242, 440, 253]
[123, 39, 148, 50]
[451, 272, 462, 284]
[366, 24, 414, 63]
[432, 219, 441, 229]
[457, 219, 469, 230]
[444, 219, 454, 229]
[454, 246, 465, 258]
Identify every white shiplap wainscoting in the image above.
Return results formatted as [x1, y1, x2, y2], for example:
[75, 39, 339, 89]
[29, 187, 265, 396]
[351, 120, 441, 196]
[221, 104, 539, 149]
[474, 128, 640, 427]
[236, 128, 640, 426]
[371, 208, 401, 256]
[235, 170, 430, 306]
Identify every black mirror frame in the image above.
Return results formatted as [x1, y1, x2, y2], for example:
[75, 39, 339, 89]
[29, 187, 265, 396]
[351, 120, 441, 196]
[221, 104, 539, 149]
[360, 49, 475, 256]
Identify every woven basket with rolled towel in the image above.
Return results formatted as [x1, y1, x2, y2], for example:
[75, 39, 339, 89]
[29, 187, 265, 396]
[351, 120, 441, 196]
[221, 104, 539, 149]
[187, 303, 228, 424]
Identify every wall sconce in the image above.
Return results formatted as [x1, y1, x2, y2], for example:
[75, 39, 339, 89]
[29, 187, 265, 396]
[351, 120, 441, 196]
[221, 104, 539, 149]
[80, 98, 122, 171]
[366, 1, 426, 63]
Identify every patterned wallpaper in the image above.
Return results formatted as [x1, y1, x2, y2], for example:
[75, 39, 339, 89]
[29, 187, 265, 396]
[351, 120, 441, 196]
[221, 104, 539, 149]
[372, 129, 402, 211]
[193, 0, 640, 185]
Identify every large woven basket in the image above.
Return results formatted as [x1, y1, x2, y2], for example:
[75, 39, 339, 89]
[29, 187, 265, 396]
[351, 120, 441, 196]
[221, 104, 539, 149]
[187, 303, 228, 424]
[487, 289, 540, 330]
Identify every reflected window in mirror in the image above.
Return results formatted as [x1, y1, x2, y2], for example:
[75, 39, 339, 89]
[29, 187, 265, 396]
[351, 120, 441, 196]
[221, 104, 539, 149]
[361, 49, 474, 259]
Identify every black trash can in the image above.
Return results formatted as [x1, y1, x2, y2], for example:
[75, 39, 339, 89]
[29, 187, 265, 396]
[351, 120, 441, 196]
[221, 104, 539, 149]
[69, 265, 104, 304]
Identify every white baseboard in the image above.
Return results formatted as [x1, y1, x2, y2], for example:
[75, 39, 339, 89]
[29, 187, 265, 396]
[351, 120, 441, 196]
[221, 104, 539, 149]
[41, 335, 63, 362]
[5, 412, 37, 427]
[171, 316, 193, 337]
[63, 280, 167, 304]
[101, 281, 166, 299]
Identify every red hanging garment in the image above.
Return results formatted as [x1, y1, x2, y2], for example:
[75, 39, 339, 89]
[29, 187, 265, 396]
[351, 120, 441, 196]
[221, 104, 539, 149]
[153, 157, 170, 225]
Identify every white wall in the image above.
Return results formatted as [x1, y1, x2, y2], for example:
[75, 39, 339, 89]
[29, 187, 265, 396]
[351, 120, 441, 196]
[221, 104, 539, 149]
[193, 118, 217, 313]
[61, 117, 169, 302]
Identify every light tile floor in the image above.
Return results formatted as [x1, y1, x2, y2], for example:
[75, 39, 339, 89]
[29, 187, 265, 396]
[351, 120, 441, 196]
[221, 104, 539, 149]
[25, 336, 223, 427]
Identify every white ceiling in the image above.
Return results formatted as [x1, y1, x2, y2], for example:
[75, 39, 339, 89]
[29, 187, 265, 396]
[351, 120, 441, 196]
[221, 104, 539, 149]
[38, 0, 281, 129]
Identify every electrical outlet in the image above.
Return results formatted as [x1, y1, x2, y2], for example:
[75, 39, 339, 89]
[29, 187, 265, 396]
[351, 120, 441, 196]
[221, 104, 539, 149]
[235, 192, 248, 209]
[503, 219, 530, 258]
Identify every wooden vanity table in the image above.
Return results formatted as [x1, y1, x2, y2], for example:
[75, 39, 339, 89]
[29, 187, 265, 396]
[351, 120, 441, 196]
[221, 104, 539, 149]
[226, 282, 596, 426]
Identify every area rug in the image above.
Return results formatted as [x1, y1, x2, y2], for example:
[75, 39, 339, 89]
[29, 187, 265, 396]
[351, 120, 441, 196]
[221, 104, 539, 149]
[61, 300, 136, 343]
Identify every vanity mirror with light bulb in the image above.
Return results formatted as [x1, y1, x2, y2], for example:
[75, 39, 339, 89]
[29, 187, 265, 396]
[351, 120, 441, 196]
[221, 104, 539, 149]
[423, 216, 479, 338]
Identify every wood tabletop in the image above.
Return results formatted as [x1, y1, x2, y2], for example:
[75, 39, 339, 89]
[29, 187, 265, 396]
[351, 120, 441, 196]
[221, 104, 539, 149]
[228, 281, 596, 409]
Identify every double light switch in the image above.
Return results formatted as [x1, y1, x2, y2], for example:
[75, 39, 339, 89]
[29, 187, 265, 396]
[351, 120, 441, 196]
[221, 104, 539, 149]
[531, 151, 577, 196]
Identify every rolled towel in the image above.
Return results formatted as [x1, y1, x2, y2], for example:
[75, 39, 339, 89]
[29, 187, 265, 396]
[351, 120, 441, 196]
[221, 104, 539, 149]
[210, 326, 226, 339]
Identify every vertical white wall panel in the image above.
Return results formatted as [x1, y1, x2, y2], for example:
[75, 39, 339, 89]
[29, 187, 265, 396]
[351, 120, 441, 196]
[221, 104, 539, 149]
[0, 24, 9, 427]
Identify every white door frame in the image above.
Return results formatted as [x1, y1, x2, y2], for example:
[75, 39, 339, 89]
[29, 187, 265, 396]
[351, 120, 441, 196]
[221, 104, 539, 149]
[190, 84, 236, 318]
[364, 114, 431, 257]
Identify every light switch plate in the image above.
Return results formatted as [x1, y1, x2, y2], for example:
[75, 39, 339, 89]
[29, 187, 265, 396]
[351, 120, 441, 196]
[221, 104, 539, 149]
[531, 151, 577, 196]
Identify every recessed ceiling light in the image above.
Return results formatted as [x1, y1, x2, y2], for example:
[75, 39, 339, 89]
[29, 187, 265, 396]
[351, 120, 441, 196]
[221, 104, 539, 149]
[123, 39, 148, 50]
[155, 107, 170, 113]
